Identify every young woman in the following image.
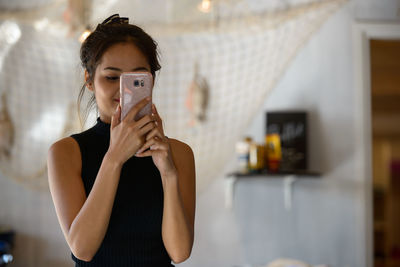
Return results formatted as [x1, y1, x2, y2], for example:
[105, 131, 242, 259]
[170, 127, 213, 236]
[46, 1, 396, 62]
[47, 14, 195, 266]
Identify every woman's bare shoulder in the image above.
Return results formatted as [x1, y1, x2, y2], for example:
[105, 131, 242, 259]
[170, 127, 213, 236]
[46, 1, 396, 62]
[168, 138, 194, 157]
[48, 137, 82, 174]
[49, 136, 80, 156]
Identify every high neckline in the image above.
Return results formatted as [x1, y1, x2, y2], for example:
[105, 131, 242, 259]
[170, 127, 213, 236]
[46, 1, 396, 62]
[93, 117, 110, 136]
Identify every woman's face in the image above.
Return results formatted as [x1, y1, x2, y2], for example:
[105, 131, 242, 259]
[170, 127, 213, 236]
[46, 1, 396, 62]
[88, 42, 151, 123]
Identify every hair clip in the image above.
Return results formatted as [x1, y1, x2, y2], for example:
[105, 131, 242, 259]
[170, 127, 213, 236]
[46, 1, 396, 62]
[101, 14, 129, 25]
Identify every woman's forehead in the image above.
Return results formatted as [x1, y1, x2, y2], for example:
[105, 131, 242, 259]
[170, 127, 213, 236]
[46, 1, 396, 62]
[99, 42, 150, 69]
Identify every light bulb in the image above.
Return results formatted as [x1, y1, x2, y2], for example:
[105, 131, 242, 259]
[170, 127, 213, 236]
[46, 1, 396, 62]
[79, 29, 91, 43]
[198, 0, 212, 13]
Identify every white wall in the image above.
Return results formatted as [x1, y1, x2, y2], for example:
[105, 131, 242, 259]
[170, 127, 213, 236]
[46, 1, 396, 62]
[178, 1, 400, 267]
[0, 176, 71, 266]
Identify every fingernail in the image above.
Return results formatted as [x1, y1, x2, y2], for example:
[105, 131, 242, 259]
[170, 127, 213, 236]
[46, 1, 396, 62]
[155, 121, 158, 126]
[146, 96, 151, 101]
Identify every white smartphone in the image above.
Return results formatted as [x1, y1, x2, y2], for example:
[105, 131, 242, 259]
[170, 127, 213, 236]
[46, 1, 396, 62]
[120, 72, 153, 121]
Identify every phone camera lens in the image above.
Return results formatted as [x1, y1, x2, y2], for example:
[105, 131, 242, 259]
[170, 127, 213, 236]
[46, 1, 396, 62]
[134, 80, 140, 87]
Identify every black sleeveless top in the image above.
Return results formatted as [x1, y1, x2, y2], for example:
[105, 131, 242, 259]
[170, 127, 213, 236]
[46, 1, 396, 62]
[70, 117, 173, 267]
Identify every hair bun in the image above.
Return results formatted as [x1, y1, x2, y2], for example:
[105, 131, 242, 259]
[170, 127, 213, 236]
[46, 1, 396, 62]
[101, 14, 129, 26]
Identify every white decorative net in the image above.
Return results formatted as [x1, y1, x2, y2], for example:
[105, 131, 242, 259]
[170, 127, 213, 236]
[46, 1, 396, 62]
[0, 22, 80, 189]
[0, 0, 347, 192]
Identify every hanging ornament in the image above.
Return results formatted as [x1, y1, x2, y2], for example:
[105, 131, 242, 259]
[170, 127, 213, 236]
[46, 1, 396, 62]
[185, 62, 209, 127]
[64, 0, 85, 36]
[0, 93, 14, 161]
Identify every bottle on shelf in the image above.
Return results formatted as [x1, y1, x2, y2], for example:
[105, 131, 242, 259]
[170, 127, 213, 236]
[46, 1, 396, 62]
[235, 136, 253, 174]
[265, 133, 282, 172]
[249, 141, 265, 172]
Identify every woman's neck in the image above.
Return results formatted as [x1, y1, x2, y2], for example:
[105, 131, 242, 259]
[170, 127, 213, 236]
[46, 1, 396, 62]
[99, 114, 112, 124]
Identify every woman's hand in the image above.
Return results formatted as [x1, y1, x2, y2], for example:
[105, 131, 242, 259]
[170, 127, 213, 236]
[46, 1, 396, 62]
[135, 103, 178, 178]
[107, 97, 157, 165]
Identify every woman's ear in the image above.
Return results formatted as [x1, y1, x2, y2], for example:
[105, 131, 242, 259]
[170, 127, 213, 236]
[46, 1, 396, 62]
[84, 70, 94, 91]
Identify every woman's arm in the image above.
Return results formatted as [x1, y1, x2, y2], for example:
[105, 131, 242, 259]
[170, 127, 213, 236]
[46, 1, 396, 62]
[48, 98, 156, 262]
[48, 137, 123, 262]
[134, 103, 196, 263]
[161, 139, 196, 263]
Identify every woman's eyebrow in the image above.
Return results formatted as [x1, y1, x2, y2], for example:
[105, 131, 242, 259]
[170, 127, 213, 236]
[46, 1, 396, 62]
[103, 66, 150, 71]
[104, 66, 121, 71]
[133, 67, 150, 72]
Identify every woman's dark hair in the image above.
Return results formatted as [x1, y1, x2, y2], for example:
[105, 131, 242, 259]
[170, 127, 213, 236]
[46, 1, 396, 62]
[77, 14, 161, 126]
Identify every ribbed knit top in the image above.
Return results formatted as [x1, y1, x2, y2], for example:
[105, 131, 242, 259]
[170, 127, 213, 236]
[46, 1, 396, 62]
[70, 117, 173, 267]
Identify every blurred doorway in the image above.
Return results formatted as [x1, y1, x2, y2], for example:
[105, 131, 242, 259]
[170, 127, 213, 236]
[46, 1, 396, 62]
[371, 39, 400, 267]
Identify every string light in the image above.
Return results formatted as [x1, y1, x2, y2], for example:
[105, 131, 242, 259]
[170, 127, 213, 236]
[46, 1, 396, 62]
[79, 28, 91, 43]
[0, 21, 21, 45]
[198, 0, 212, 13]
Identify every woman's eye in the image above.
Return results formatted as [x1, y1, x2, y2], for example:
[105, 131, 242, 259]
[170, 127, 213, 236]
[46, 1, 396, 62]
[106, 76, 119, 81]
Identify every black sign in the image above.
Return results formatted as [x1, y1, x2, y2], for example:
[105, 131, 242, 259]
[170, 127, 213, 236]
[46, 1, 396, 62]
[266, 112, 307, 171]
